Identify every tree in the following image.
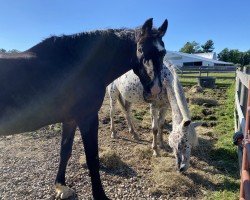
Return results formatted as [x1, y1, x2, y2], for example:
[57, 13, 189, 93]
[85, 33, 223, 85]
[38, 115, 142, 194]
[0, 48, 7, 53]
[179, 41, 201, 54]
[0, 48, 20, 53]
[218, 48, 250, 66]
[242, 50, 250, 66]
[201, 40, 214, 52]
[218, 48, 229, 61]
[8, 49, 20, 53]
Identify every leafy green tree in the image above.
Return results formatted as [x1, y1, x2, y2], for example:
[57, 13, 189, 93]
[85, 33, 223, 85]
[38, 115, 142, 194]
[179, 41, 201, 53]
[201, 40, 214, 52]
[0, 48, 20, 53]
[0, 48, 7, 53]
[218, 48, 229, 61]
[242, 50, 250, 66]
[218, 48, 250, 65]
[8, 49, 20, 53]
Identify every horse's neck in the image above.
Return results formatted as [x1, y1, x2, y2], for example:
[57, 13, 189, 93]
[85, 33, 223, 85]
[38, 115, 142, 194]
[68, 31, 137, 86]
[104, 37, 137, 86]
[163, 63, 191, 124]
[163, 66, 183, 131]
[166, 86, 183, 131]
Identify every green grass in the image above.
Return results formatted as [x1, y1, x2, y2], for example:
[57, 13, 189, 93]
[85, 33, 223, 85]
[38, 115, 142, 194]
[202, 83, 239, 199]
[179, 72, 236, 78]
[180, 76, 239, 199]
[180, 74, 235, 87]
[211, 84, 240, 200]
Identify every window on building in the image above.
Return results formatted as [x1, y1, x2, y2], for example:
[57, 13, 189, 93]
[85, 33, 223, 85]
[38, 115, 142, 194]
[183, 62, 202, 67]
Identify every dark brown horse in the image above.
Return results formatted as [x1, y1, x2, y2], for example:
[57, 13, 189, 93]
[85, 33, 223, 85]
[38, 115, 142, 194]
[0, 18, 168, 199]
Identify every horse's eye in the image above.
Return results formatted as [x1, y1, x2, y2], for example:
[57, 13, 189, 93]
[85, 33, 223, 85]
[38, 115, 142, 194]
[137, 47, 143, 54]
[160, 50, 166, 57]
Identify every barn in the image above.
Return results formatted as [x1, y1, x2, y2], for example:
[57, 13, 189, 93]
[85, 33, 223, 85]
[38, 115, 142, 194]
[166, 51, 234, 68]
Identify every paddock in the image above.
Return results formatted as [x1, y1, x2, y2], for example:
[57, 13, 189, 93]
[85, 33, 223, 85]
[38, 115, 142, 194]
[0, 76, 239, 199]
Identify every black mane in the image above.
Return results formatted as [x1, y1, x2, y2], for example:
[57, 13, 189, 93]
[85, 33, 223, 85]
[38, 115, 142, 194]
[27, 28, 137, 54]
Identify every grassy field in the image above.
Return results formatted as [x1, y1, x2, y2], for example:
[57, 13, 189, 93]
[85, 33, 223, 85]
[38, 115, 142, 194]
[181, 77, 239, 199]
[180, 74, 234, 87]
[179, 72, 235, 77]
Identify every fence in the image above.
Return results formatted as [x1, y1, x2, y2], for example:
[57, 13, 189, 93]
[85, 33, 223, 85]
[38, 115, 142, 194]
[178, 66, 236, 80]
[235, 66, 250, 200]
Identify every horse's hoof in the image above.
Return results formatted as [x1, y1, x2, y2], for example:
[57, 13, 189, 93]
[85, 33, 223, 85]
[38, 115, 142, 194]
[133, 134, 140, 140]
[55, 184, 75, 199]
[111, 132, 117, 139]
[153, 150, 159, 157]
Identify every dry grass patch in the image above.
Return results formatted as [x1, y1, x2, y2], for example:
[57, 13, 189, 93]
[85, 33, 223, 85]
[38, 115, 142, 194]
[190, 97, 218, 107]
[189, 85, 204, 93]
[133, 145, 153, 160]
[99, 148, 124, 169]
[151, 157, 197, 197]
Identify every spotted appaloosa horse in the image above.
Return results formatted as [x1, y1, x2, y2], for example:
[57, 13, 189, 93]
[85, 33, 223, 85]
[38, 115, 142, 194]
[0, 18, 168, 199]
[108, 62, 200, 172]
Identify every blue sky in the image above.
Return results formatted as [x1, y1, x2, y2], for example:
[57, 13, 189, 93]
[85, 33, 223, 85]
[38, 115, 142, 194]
[0, 0, 249, 53]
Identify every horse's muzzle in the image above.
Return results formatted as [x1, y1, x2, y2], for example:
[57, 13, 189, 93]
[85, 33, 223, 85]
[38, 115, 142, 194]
[179, 163, 188, 173]
[150, 84, 161, 96]
[143, 90, 160, 103]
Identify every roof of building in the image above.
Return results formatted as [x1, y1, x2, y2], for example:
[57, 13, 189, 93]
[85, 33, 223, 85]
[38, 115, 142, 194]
[166, 51, 233, 65]
[195, 52, 217, 60]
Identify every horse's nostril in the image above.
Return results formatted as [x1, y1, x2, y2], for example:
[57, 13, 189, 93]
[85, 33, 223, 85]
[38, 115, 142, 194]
[151, 85, 161, 96]
[179, 164, 186, 173]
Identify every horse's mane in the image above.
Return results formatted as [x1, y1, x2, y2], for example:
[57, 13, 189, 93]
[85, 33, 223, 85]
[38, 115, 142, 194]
[164, 59, 179, 78]
[27, 28, 139, 53]
[27, 25, 162, 53]
[164, 59, 198, 146]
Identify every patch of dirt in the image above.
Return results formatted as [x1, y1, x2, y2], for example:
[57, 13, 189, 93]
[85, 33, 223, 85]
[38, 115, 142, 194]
[190, 98, 218, 107]
[0, 86, 231, 200]
[189, 85, 203, 93]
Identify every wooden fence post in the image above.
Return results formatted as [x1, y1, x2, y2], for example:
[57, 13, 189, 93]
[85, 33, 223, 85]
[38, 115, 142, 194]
[240, 67, 247, 116]
[239, 81, 250, 200]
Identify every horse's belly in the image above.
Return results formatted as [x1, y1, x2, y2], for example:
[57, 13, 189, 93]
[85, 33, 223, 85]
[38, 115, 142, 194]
[0, 101, 64, 136]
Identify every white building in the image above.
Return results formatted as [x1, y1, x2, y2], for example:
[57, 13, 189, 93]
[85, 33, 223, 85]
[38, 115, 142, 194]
[165, 51, 234, 68]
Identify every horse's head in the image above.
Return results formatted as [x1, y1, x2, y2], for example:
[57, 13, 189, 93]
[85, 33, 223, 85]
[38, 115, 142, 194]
[133, 18, 168, 102]
[169, 120, 201, 172]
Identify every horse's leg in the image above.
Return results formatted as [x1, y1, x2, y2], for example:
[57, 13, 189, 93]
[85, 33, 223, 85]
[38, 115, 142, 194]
[158, 106, 167, 149]
[77, 113, 109, 200]
[55, 121, 77, 199]
[118, 96, 139, 140]
[125, 102, 139, 140]
[150, 104, 159, 156]
[109, 95, 117, 139]
[158, 106, 166, 146]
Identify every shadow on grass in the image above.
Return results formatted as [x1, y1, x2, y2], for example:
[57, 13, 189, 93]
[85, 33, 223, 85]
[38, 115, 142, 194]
[186, 172, 239, 193]
[192, 137, 239, 179]
[100, 161, 137, 178]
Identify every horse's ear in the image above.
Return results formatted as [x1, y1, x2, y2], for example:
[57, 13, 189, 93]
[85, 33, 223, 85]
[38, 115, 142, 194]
[141, 18, 153, 35]
[158, 19, 168, 37]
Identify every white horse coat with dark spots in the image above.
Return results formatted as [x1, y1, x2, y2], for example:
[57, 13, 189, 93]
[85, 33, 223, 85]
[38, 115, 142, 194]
[108, 62, 200, 172]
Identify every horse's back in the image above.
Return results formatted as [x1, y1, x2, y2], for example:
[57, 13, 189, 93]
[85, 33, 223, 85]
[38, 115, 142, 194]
[113, 70, 145, 103]
[0, 53, 73, 135]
